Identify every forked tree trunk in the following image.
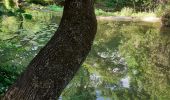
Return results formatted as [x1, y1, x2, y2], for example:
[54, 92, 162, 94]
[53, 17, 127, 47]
[3, 0, 97, 99]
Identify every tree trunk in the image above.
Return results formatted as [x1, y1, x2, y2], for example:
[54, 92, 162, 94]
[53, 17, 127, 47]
[3, 0, 97, 100]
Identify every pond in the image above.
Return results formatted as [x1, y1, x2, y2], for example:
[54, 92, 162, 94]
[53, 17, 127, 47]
[0, 9, 170, 100]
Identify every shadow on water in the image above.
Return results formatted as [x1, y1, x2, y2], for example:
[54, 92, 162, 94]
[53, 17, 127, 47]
[0, 8, 170, 99]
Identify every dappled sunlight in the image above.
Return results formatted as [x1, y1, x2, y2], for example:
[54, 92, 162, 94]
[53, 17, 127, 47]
[141, 16, 160, 22]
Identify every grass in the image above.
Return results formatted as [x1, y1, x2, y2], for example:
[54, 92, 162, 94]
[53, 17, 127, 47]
[38, 5, 166, 18]
[95, 7, 156, 17]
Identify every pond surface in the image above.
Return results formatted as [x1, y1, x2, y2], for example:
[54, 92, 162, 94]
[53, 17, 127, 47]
[0, 9, 170, 100]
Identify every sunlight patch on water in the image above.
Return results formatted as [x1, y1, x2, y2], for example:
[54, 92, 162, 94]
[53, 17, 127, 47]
[96, 90, 111, 100]
[120, 76, 130, 88]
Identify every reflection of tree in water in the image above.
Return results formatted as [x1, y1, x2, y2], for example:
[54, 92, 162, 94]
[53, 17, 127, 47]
[119, 22, 170, 99]
[61, 67, 96, 100]
[62, 21, 129, 100]
[63, 21, 170, 99]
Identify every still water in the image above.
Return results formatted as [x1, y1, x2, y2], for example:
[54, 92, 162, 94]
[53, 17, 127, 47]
[0, 9, 170, 100]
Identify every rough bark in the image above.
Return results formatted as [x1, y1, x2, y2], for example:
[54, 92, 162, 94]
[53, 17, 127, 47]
[3, 0, 97, 100]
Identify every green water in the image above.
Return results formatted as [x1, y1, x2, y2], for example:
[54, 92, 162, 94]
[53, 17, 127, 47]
[0, 9, 170, 100]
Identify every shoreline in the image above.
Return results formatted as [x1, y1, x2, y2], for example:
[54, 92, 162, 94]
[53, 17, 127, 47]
[97, 16, 161, 22]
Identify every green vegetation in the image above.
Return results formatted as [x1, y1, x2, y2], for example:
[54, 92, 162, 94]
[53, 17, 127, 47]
[95, 0, 167, 11]
[0, 8, 59, 95]
[1, 0, 170, 17]
[94, 0, 170, 17]
[0, 0, 170, 99]
[95, 8, 156, 17]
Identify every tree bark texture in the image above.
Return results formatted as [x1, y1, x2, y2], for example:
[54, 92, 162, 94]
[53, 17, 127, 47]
[3, 0, 97, 99]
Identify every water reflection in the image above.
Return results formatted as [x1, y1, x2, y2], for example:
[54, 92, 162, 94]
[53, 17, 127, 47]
[0, 9, 170, 99]
[120, 76, 130, 88]
[62, 21, 170, 99]
[0, 9, 60, 94]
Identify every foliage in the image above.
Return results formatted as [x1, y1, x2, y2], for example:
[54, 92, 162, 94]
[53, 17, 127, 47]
[1, 0, 170, 17]
[95, 8, 155, 17]
[96, 0, 168, 12]
[0, 0, 170, 99]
